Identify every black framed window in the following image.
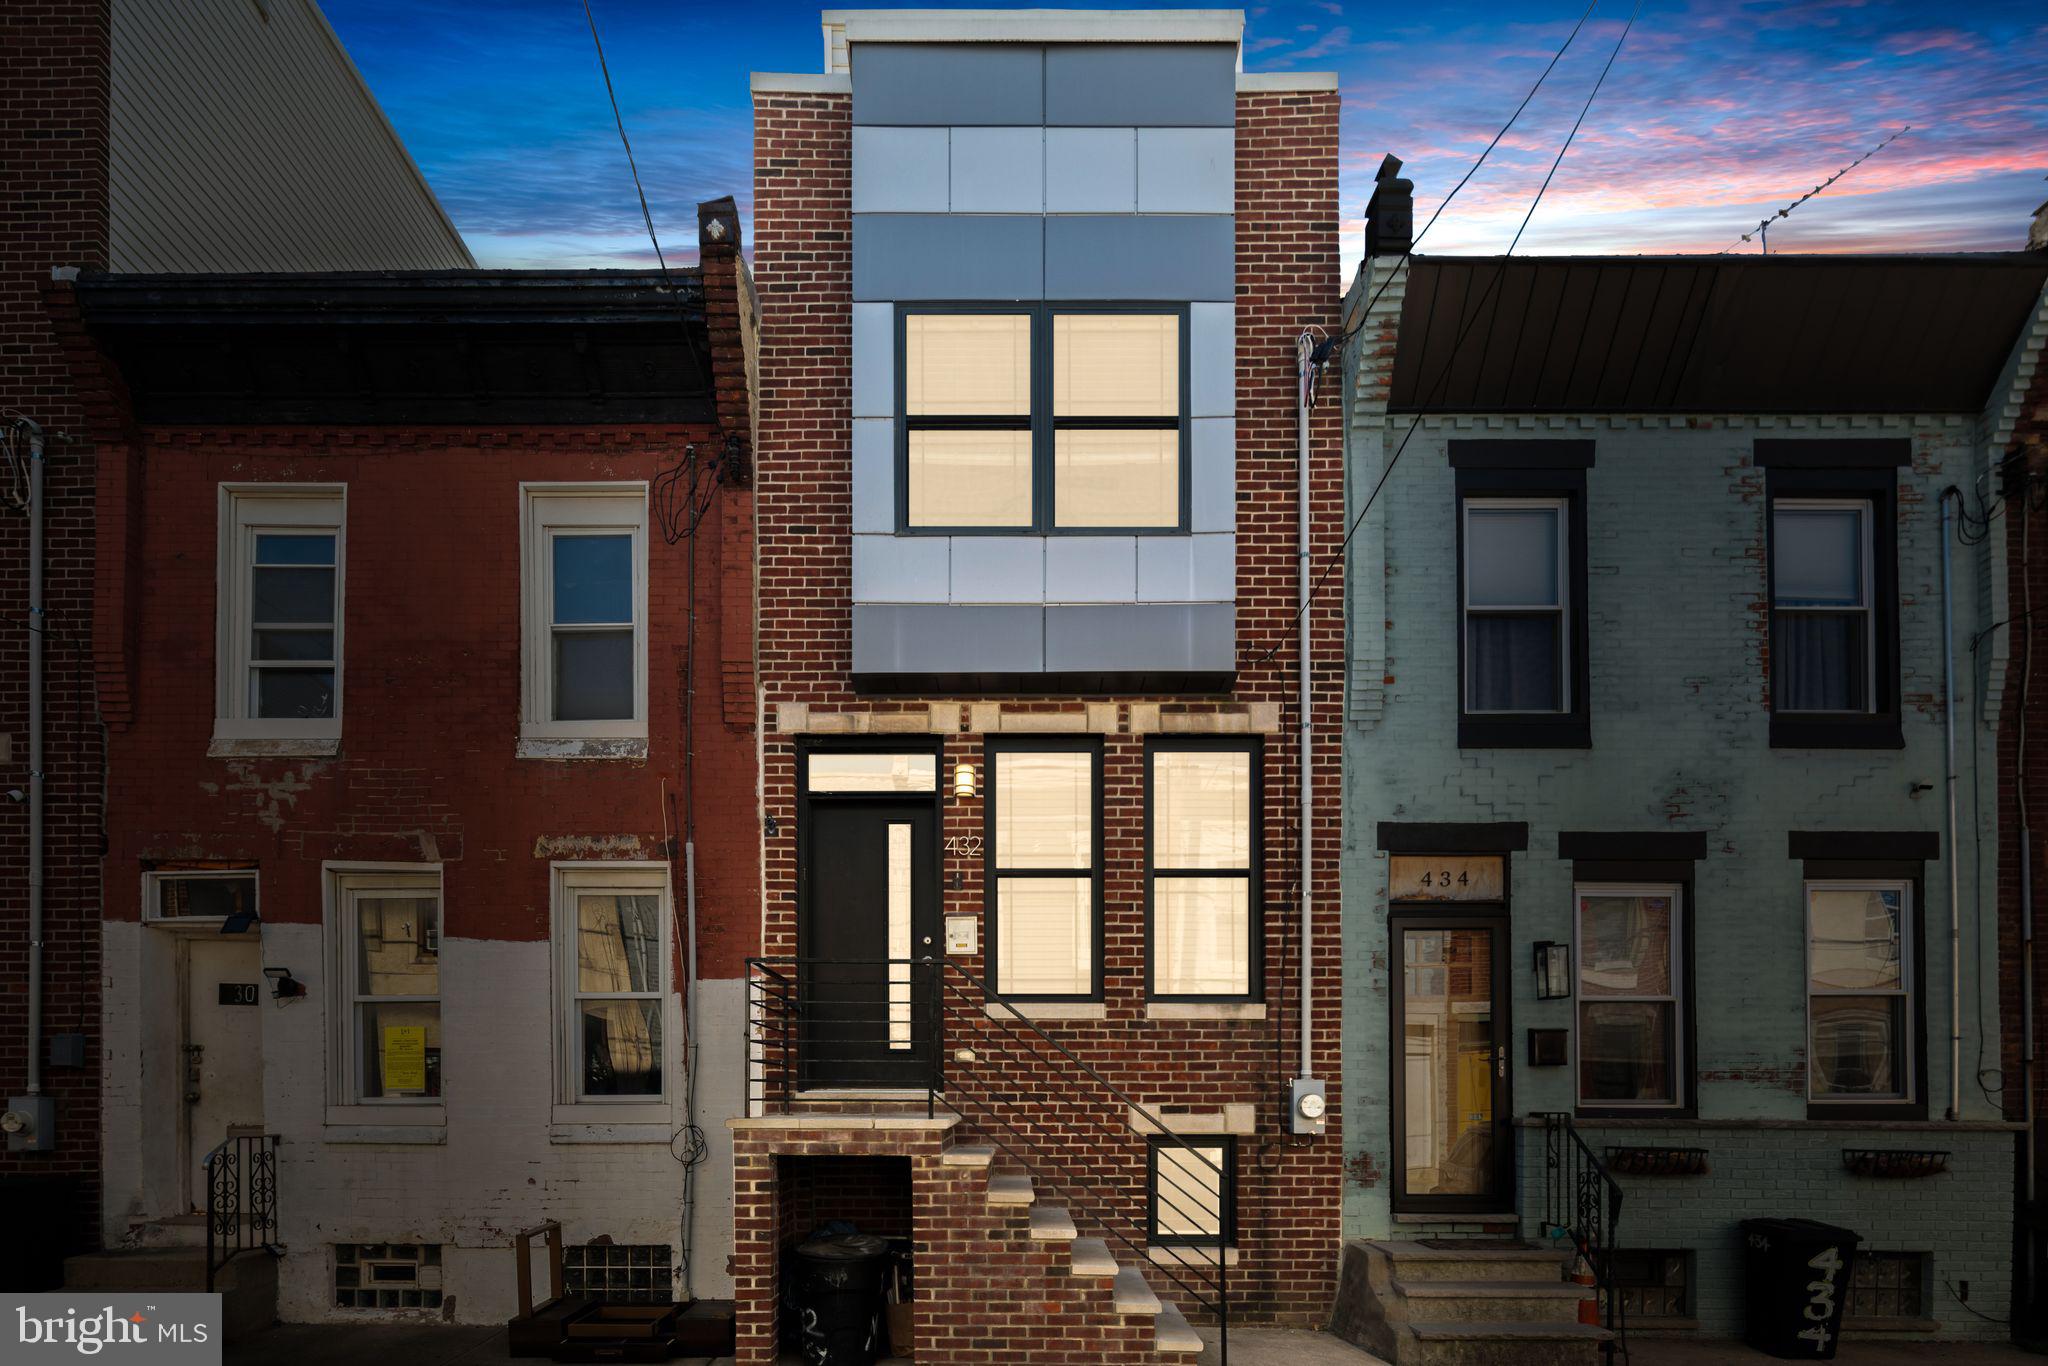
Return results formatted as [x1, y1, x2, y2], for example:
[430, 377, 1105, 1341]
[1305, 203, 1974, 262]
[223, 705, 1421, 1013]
[1575, 883, 1684, 1110]
[1806, 878, 1914, 1106]
[1146, 738, 1262, 1002]
[1451, 443, 1592, 749]
[1759, 442, 1904, 749]
[898, 303, 1187, 535]
[1147, 1136, 1235, 1248]
[984, 737, 1102, 1001]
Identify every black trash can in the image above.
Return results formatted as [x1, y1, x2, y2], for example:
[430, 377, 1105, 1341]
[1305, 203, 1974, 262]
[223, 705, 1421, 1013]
[1739, 1217, 1861, 1359]
[789, 1233, 890, 1366]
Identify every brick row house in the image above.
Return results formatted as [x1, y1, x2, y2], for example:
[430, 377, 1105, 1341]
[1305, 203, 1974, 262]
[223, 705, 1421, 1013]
[1332, 166, 2048, 1356]
[741, 10, 1344, 1362]
[40, 203, 761, 1335]
[1, 0, 471, 1285]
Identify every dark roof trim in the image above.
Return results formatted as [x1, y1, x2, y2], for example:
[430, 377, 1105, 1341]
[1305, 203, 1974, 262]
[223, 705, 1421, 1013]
[1448, 439, 1595, 469]
[1378, 821, 1529, 853]
[76, 269, 705, 328]
[1753, 438, 1911, 469]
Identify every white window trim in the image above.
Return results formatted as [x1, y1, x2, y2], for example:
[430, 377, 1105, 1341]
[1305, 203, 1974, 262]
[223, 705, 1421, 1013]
[519, 483, 650, 754]
[1805, 878, 1914, 1105]
[551, 860, 675, 1126]
[1572, 883, 1685, 1110]
[322, 862, 445, 1128]
[1772, 496, 1877, 716]
[1461, 496, 1569, 716]
[213, 484, 346, 747]
[140, 867, 258, 931]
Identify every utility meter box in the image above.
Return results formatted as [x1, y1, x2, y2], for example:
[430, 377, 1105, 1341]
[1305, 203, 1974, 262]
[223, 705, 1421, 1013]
[1287, 1078, 1326, 1136]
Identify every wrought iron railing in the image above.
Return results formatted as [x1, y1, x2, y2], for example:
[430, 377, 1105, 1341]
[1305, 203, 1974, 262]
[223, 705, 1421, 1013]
[743, 956, 1228, 1363]
[204, 1133, 281, 1293]
[1539, 1112, 1625, 1364]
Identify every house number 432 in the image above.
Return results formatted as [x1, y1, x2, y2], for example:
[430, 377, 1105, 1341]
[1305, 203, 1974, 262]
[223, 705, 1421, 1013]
[943, 835, 983, 858]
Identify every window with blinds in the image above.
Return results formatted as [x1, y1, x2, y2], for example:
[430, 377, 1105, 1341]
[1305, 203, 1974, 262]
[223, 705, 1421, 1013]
[987, 741, 1100, 1000]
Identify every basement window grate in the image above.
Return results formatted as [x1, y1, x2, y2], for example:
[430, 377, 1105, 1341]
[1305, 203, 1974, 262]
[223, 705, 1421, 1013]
[563, 1243, 672, 1303]
[334, 1243, 444, 1310]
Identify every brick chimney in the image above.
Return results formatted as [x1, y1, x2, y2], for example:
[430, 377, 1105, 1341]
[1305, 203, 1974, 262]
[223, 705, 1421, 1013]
[1365, 153, 1413, 257]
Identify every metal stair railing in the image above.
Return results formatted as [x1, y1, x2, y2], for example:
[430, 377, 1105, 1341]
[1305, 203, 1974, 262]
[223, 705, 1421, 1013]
[204, 1132, 282, 1294]
[1539, 1111, 1627, 1365]
[742, 955, 1229, 1364]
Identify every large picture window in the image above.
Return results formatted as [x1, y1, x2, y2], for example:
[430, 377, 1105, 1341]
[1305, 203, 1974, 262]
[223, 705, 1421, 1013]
[900, 305, 1185, 534]
[1575, 885, 1683, 1109]
[1806, 880, 1913, 1104]
[1147, 740, 1259, 1001]
[986, 740, 1100, 1001]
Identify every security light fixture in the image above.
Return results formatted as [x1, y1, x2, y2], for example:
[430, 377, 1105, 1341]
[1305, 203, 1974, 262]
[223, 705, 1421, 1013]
[1534, 941, 1572, 1000]
[263, 965, 305, 1000]
[952, 761, 979, 801]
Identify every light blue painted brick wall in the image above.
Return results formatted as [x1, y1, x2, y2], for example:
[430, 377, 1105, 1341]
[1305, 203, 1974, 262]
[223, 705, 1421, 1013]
[1336, 268, 2017, 1340]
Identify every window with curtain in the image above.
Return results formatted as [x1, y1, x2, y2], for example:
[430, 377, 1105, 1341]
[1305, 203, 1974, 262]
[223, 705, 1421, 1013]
[1463, 498, 1567, 714]
[988, 743, 1098, 999]
[1772, 499, 1874, 714]
[900, 306, 1184, 533]
[1148, 743, 1257, 999]
[1148, 1136, 1234, 1248]
[571, 891, 665, 1098]
[1575, 885, 1683, 1108]
[341, 884, 442, 1103]
[1807, 881, 1912, 1102]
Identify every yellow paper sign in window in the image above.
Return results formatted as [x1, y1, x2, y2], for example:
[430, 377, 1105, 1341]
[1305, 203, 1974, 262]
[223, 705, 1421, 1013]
[382, 1025, 427, 1093]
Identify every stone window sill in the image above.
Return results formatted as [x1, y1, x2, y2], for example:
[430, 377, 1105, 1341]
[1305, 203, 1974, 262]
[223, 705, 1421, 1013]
[1148, 1246, 1241, 1268]
[1145, 1002, 1266, 1021]
[549, 1123, 672, 1145]
[985, 1002, 1107, 1021]
[323, 1125, 445, 1146]
[516, 736, 649, 762]
[209, 735, 340, 759]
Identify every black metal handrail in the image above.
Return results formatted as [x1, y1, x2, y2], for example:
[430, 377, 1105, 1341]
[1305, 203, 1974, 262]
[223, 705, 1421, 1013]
[743, 955, 1228, 1363]
[205, 1133, 282, 1293]
[1540, 1112, 1626, 1364]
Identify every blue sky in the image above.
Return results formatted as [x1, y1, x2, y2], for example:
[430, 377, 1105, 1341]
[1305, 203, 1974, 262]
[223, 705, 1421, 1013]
[325, 0, 2048, 269]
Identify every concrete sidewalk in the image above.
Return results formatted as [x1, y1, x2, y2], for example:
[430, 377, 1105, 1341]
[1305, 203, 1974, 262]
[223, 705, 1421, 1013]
[1629, 1342, 2042, 1365]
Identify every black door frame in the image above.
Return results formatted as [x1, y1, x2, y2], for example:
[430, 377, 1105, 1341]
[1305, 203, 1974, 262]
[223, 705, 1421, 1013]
[1388, 911, 1515, 1216]
[793, 737, 947, 1090]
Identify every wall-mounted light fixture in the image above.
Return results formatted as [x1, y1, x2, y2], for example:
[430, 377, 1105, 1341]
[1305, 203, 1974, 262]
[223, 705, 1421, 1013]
[1534, 941, 1572, 1000]
[263, 966, 305, 1000]
[952, 761, 979, 801]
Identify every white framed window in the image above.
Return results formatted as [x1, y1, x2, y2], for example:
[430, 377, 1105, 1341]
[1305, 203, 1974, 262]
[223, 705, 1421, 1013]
[142, 867, 258, 927]
[520, 484, 649, 753]
[1574, 884, 1684, 1109]
[1462, 497, 1568, 715]
[552, 862, 672, 1122]
[325, 867, 444, 1120]
[1771, 498, 1876, 714]
[214, 485, 345, 747]
[1806, 880, 1913, 1103]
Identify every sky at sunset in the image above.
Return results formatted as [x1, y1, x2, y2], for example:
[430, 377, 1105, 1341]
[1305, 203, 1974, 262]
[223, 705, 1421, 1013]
[323, 0, 2048, 269]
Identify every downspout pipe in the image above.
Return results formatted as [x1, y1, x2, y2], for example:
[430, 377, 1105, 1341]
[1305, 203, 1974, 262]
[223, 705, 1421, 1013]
[23, 418, 46, 1100]
[1940, 489, 1962, 1122]
[1297, 332, 1314, 1082]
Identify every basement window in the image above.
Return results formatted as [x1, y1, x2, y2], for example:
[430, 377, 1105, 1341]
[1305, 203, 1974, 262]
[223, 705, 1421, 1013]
[1846, 1251, 1928, 1323]
[564, 1243, 673, 1303]
[334, 1243, 443, 1310]
[1147, 1136, 1235, 1250]
[213, 484, 345, 749]
[519, 484, 649, 756]
[1608, 1249, 1693, 1324]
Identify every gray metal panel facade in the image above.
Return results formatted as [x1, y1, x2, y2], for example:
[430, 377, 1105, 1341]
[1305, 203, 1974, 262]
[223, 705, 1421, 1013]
[852, 605, 1047, 675]
[853, 215, 1046, 301]
[1044, 604, 1236, 674]
[1043, 44, 1238, 126]
[850, 43, 1045, 125]
[1044, 216, 1234, 301]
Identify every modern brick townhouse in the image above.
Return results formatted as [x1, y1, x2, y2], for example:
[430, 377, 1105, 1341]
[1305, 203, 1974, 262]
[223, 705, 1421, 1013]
[1333, 165, 2048, 1356]
[743, 9, 1343, 1361]
[1, 0, 470, 1282]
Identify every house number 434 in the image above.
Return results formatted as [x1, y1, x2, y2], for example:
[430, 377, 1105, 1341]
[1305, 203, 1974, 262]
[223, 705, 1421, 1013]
[1797, 1245, 1845, 1353]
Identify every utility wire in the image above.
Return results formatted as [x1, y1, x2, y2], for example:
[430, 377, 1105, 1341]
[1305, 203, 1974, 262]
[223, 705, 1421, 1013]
[582, 0, 672, 277]
[1253, 0, 1643, 670]
[1718, 126, 1911, 255]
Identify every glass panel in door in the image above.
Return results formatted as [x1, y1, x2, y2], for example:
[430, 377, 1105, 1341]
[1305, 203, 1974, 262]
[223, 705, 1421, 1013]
[1399, 924, 1504, 1206]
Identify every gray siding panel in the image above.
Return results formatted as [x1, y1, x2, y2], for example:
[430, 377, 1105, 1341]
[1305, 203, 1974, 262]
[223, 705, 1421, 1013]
[1044, 216, 1233, 301]
[1043, 45, 1238, 127]
[851, 43, 1045, 125]
[854, 215, 1045, 301]
[1044, 605, 1235, 674]
[853, 605, 1046, 675]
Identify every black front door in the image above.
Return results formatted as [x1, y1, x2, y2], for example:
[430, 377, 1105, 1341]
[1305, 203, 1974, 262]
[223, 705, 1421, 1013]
[1390, 916, 1514, 1215]
[801, 799, 938, 1089]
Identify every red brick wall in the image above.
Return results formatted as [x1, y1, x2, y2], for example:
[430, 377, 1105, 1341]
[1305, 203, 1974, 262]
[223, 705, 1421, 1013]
[751, 86, 1345, 1324]
[0, 0, 110, 1254]
[94, 426, 759, 975]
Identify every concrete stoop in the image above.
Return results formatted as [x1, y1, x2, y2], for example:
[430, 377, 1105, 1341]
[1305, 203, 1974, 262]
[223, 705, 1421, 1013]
[1331, 1241, 1611, 1366]
[939, 1139, 1204, 1359]
[65, 1245, 279, 1342]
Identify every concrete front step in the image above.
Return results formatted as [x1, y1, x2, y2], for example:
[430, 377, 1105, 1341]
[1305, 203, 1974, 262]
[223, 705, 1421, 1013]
[1113, 1266, 1163, 1317]
[1069, 1237, 1119, 1278]
[1400, 1320, 1610, 1366]
[1392, 1278, 1588, 1325]
[1028, 1204, 1078, 1241]
[1154, 1301, 1205, 1355]
[64, 1248, 277, 1342]
[1370, 1241, 1572, 1282]
[986, 1172, 1036, 1206]
[941, 1143, 995, 1168]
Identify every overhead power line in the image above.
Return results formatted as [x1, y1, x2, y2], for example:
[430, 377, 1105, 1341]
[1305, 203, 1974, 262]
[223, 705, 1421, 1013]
[582, 0, 675, 279]
[1720, 125, 1912, 254]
